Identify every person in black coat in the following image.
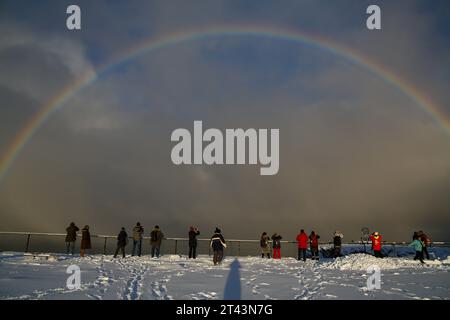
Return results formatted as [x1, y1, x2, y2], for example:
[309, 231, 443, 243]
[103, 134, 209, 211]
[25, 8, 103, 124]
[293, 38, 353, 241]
[65, 222, 79, 255]
[188, 226, 200, 259]
[333, 231, 343, 258]
[80, 225, 91, 257]
[114, 227, 128, 258]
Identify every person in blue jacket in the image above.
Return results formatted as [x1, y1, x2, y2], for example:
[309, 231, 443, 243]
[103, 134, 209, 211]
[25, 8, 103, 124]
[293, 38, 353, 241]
[409, 234, 425, 264]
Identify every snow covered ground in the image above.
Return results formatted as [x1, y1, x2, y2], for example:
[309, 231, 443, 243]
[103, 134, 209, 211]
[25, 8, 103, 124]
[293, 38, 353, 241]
[0, 248, 449, 300]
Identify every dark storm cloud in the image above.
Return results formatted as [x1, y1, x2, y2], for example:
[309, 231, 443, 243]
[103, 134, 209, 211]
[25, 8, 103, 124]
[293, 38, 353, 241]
[0, 1, 449, 243]
[0, 44, 73, 101]
[0, 87, 38, 149]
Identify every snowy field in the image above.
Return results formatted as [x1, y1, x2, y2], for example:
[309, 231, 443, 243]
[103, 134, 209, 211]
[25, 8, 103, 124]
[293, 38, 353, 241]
[0, 248, 449, 300]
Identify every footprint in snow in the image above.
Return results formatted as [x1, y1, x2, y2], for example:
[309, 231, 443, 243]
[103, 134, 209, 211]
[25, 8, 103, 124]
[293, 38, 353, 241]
[294, 289, 310, 300]
[252, 288, 260, 295]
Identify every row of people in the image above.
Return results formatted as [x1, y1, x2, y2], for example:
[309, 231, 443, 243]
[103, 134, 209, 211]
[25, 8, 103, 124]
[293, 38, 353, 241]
[66, 223, 432, 263]
[262, 229, 431, 262]
[366, 230, 431, 263]
[129, 223, 164, 258]
[260, 230, 341, 261]
[65, 222, 224, 264]
[65, 222, 164, 258]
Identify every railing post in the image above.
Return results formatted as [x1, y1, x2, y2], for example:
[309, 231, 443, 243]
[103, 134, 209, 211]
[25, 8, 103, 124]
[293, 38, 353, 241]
[174, 240, 178, 255]
[103, 237, 107, 255]
[238, 241, 241, 257]
[25, 234, 31, 253]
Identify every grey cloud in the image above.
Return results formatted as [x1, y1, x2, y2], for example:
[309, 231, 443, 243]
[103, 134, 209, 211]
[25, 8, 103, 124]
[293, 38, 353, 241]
[0, 1, 449, 244]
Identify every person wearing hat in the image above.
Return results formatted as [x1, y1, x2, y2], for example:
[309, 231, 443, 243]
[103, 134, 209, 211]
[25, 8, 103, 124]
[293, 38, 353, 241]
[65, 222, 79, 255]
[333, 231, 344, 258]
[114, 227, 128, 258]
[210, 227, 226, 265]
[370, 231, 383, 258]
[132, 222, 144, 257]
[271, 233, 283, 259]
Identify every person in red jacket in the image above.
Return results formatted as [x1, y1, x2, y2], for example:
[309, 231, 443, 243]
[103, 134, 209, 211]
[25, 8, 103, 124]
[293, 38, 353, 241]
[309, 231, 320, 260]
[369, 232, 383, 258]
[296, 229, 309, 261]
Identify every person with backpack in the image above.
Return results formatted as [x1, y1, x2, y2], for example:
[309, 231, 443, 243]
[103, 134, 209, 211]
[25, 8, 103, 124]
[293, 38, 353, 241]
[417, 230, 431, 260]
[188, 226, 200, 259]
[271, 233, 282, 259]
[309, 231, 320, 260]
[114, 227, 128, 258]
[132, 222, 144, 257]
[65, 222, 79, 255]
[333, 231, 343, 258]
[210, 228, 226, 265]
[370, 231, 383, 258]
[80, 225, 91, 257]
[296, 229, 308, 261]
[260, 232, 270, 258]
[150, 225, 164, 258]
[410, 233, 425, 264]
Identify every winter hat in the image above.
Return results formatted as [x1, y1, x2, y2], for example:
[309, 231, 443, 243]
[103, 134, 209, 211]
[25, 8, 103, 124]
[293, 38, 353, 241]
[215, 227, 221, 233]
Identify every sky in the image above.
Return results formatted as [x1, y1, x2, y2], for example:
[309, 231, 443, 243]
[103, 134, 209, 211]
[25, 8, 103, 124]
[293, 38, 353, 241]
[0, 0, 449, 242]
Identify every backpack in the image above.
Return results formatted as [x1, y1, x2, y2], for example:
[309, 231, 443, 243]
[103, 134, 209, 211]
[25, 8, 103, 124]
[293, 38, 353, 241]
[334, 235, 342, 246]
[151, 230, 159, 242]
[260, 239, 266, 247]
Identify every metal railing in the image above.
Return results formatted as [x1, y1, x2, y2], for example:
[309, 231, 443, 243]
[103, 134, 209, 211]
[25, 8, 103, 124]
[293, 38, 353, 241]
[0, 231, 449, 257]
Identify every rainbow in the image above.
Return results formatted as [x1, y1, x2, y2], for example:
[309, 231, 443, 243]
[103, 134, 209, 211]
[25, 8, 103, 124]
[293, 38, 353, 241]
[0, 25, 449, 182]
